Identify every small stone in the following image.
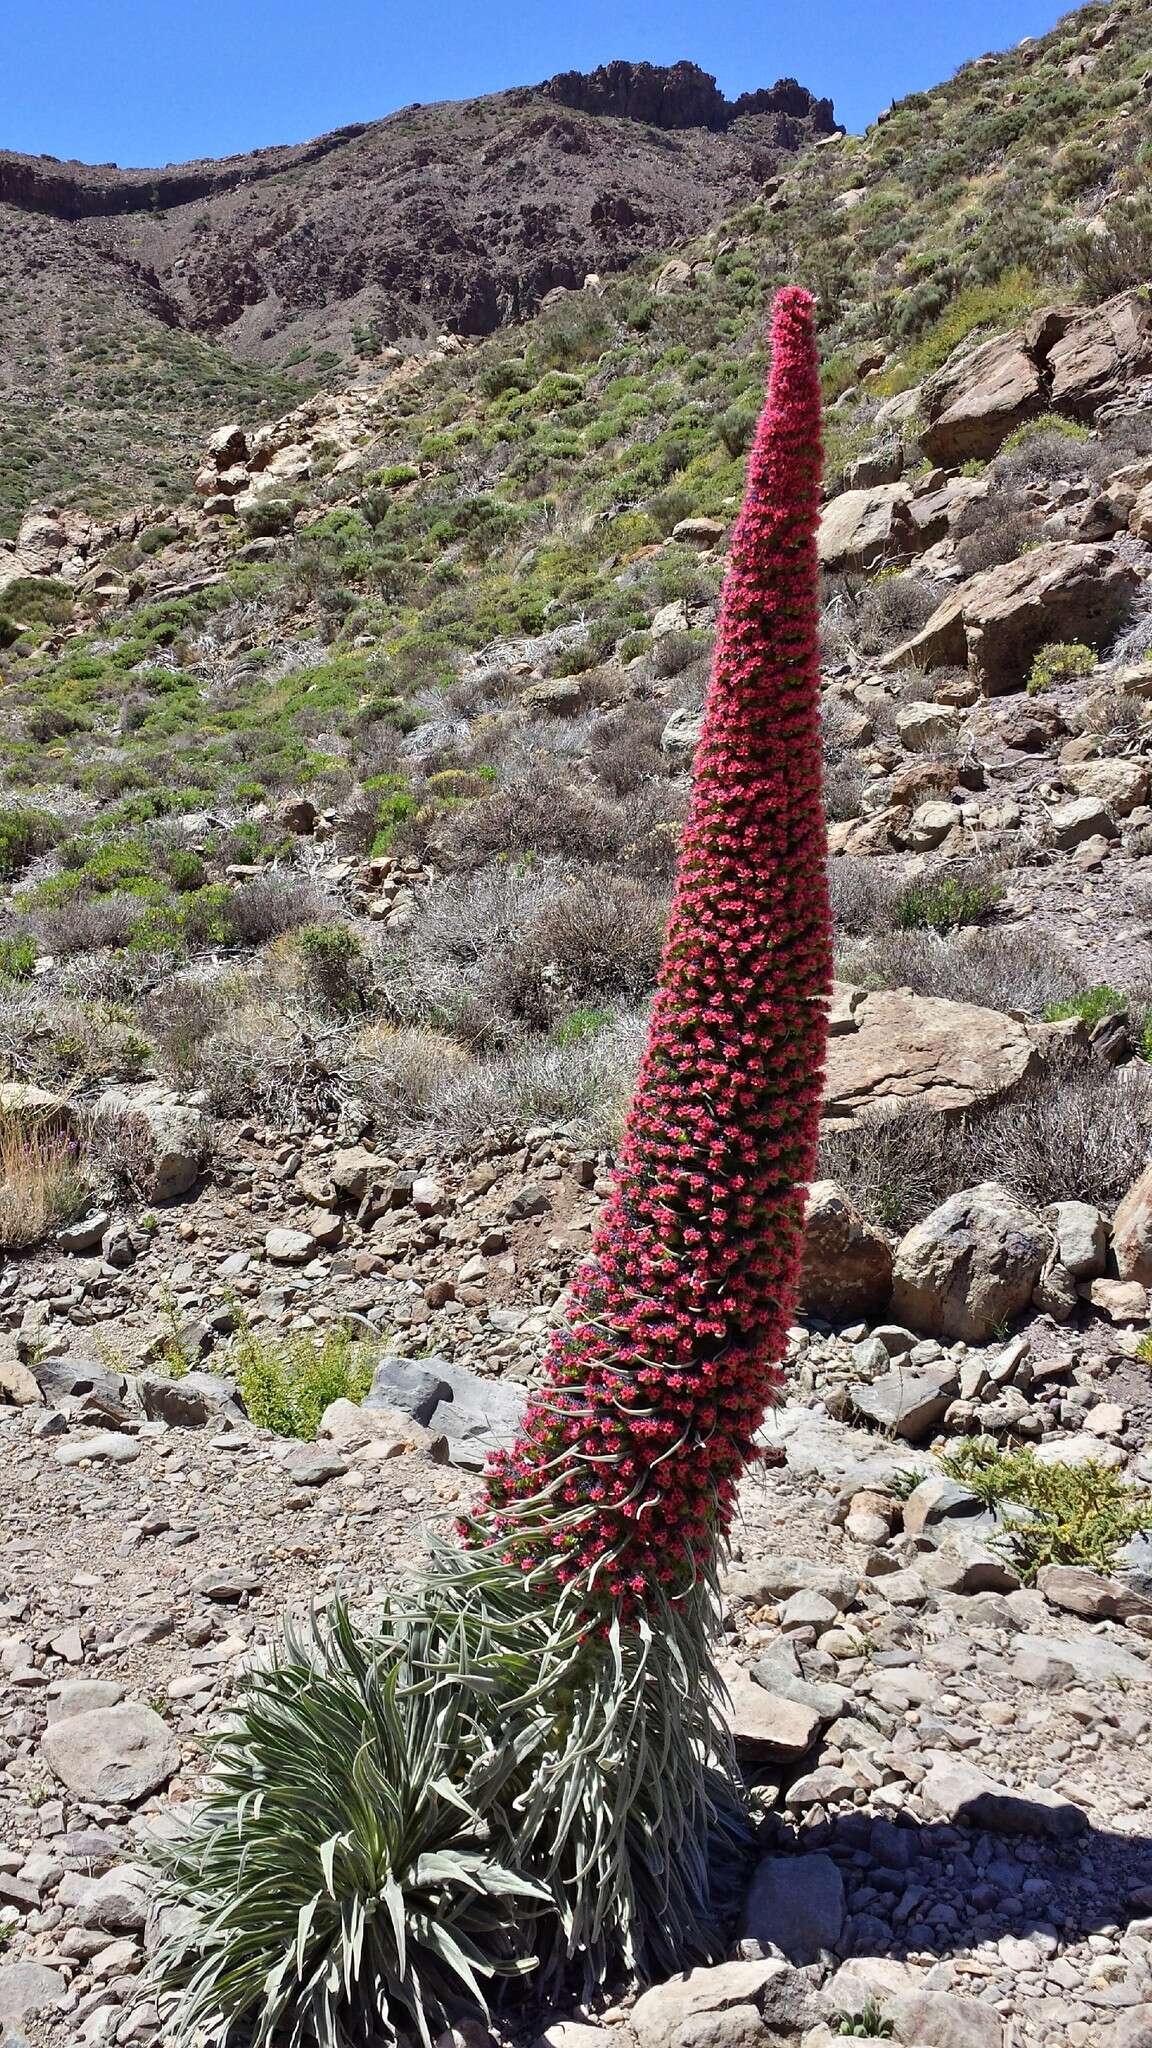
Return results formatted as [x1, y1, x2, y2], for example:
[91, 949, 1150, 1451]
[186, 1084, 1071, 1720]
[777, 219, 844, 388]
[191, 1568, 263, 1604]
[264, 1228, 314, 1264]
[280, 1445, 347, 1487]
[778, 1591, 838, 1632]
[784, 1765, 855, 1808]
[902, 1475, 983, 1535]
[75, 1863, 150, 1932]
[1084, 1401, 1126, 1437]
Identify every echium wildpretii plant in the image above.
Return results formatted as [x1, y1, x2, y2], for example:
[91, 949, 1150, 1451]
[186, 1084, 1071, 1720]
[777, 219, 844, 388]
[150, 286, 831, 2048]
[478, 284, 829, 1604]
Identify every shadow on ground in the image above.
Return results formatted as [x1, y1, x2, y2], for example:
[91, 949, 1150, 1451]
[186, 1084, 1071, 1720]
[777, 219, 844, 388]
[757, 1802, 1152, 1962]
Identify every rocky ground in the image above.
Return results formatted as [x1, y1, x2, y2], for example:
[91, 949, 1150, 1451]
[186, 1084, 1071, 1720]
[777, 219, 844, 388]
[2, 1316, 1152, 2048]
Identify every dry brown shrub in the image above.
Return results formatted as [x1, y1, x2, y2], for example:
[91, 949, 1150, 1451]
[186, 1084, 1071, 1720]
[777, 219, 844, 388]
[820, 1052, 1152, 1233]
[0, 1110, 89, 1247]
[351, 1022, 470, 1129]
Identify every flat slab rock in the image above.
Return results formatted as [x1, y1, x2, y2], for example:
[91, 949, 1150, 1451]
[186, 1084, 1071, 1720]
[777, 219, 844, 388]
[757, 1405, 936, 1491]
[718, 1662, 821, 1761]
[823, 984, 1040, 1128]
[920, 1750, 1088, 1838]
[40, 1702, 180, 1804]
[1011, 1630, 1150, 1686]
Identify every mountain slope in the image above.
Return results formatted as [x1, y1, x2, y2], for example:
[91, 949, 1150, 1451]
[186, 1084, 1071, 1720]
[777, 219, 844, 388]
[0, 63, 834, 529]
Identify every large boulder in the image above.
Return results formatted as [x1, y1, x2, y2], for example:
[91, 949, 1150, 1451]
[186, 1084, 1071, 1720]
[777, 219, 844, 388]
[881, 542, 1138, 695]
[919, 329, 1047, 464]
[14, 511, 69, 577]
[817, 484, 916, 573]
[631, 1959, 794, 2048]
[741, 1853, 845, 1964]
[823, 986, 1041, 1129]
[799, 1181, 892, 1323]
[890, 1182, 1052, 1343]
[1112, 1163, 1152, 1284]
[0, 1959, 67, 2020]
[97, 1087, 207, 1202]
[917, 291, 1152, 466]
[1062, 757, 1148, 816]
[1047, 288, 1152, 419]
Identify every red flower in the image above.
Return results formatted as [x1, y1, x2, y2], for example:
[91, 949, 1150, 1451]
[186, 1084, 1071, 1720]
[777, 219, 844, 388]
[469, 287, 831, 1611]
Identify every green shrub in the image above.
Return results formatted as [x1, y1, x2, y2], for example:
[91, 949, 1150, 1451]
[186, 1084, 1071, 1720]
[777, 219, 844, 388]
[552, 1007, 612, 1046]
[0, 808, 59, 878]
[0, 936, 37, 983]
[893, 874, 1003, 932]
[479, 358, 532, 399]
[137, 524, 181, 555]
[231, 1322, 378, 1439]
[940, 1437, 1152, 1581]
[1043, 983, 1126, 1027]
[882, 269, 1043, 384]
[1026, 640, 1096, 693]
[0, 577, 74, 629]
[238, 497, 296, 538]
[1000, 413, 1089, 456]
[295, 924, 373, 1015]
[1067, 197, 1152, 302]
[715, 397, 759, 456]
[370, 775, 419, 854]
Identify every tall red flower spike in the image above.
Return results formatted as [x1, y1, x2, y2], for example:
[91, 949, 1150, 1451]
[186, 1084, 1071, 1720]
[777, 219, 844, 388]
[478, 286, 831, 1610]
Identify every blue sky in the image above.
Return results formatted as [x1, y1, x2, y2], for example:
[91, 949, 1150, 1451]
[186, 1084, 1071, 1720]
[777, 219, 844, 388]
[9, 0, 1065, 166]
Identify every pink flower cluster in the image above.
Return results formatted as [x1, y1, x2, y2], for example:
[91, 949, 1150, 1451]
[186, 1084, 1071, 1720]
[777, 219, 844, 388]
[474, 287, 832, 1610]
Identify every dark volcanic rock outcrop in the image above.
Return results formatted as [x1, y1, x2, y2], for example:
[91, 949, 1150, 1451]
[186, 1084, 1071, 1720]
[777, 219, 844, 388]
[541, 59, 837, 136]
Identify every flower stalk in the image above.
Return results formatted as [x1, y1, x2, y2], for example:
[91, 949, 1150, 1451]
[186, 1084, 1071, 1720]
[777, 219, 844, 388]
[476, 282, 831, 1610]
